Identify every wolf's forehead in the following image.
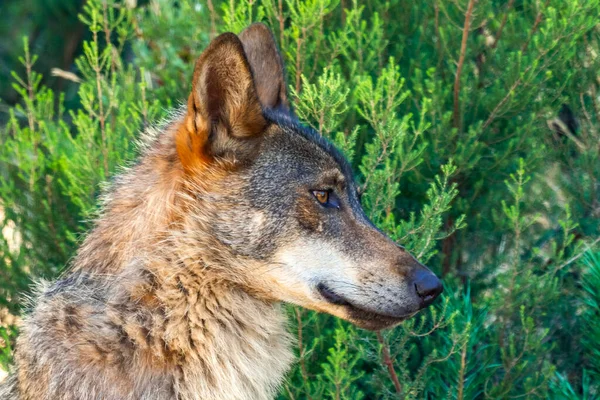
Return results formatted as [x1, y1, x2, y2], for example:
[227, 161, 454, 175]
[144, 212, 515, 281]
[285, 133, 340, 166]
[263, 120, 353, 179]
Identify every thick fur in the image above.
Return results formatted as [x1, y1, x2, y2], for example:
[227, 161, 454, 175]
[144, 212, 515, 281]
[0, 24, 441, 399]
[1, 104, 295, 399]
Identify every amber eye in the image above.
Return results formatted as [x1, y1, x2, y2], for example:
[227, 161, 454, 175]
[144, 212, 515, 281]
[313, 190, 329, 205]
[311, 190, 341, 209]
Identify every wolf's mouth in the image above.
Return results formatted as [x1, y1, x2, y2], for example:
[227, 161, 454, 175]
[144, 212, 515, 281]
[317, 282, 352, 306]
[316, 283, 415, 330]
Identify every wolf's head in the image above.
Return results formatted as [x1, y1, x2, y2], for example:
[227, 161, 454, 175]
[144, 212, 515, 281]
[175, 24, 442, 330]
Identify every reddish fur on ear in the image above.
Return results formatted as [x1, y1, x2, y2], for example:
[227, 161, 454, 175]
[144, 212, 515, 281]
[177, 33, 266, 172]
[175, 103, 212, 172]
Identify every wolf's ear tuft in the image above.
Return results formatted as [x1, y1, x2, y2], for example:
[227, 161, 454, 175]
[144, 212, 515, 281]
[239, 23, 289, 112]
[178, 32, 266, 171]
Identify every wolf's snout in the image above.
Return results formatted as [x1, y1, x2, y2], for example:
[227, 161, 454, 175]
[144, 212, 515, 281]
[413, 269, 443, 307]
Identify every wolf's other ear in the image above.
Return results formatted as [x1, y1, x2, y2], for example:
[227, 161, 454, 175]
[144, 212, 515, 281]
[179, 32, 266, 171]
[238, 23, 290, 112]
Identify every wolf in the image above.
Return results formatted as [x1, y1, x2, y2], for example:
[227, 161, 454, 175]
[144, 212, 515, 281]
[0, 23, 442, 400]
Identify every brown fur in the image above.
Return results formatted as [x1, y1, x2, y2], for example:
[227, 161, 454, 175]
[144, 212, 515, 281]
[0, 23, 442, 399]
[3, 118, 294, 399]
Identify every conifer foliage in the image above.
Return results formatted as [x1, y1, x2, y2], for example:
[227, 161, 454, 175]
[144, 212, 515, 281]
[1, 0, 599, 398]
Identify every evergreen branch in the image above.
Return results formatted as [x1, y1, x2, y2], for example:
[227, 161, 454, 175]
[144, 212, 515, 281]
[295, 30, 304, 93]
[294, 308, 313, 400]
[452, 0, 477, 130]
[491, 0, 515, 49]
[376, 332, 403, 395]
[207, 0, 217, 38]
[556, 237, 600, 271]
[521, 0, 550, 53]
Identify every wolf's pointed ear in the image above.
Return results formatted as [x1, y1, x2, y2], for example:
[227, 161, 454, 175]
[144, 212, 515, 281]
[238, 23, 290, 112]
[178, 32, 266, 171]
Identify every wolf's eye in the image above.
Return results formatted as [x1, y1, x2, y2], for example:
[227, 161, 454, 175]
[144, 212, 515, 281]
[313, 190, 329, 204]
[312, 190, 340, 209]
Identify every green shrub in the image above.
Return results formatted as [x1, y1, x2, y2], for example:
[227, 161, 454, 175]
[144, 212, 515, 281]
[1, 0, 599, 398]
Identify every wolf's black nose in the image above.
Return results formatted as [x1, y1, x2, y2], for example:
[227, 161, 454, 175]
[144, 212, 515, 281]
[413, 269, 443, 307]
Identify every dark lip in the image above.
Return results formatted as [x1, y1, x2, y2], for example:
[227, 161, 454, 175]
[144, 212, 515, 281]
[317, 282, 352, 306]
[317, 283, 416, 330]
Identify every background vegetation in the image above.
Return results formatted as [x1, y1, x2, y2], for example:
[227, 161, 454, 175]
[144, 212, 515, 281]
[1, 0, 599, 398]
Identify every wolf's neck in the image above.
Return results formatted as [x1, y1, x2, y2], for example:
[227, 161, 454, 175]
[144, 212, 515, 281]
[144, 265, 294, 400]
[69, 130, 294, 399]
[75, 211, 295, 399]
[73, 132, 184, 274]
